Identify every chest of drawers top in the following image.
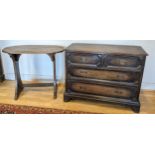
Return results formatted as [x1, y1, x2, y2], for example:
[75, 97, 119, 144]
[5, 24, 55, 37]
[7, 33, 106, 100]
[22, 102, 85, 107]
[66, 43, 148, 56]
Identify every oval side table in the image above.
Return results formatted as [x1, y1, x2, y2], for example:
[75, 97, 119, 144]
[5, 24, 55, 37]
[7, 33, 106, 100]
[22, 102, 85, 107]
[2, 45, 64, 100]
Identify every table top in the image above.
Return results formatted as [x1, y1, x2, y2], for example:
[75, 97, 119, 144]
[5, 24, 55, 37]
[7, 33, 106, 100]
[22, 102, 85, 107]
[2, 45, 65, 54]
[66, 43, 148, 56]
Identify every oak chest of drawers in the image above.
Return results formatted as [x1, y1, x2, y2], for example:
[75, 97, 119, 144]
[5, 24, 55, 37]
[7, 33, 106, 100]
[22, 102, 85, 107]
[64, 43, 148, 112]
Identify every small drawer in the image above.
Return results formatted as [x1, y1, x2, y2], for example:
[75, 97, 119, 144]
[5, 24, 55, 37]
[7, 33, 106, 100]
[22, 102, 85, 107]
[104, 55, 142, 70]
[67, 52, 101, 66]
[69, 68, 140, 83]
[68, 82, 137, 100]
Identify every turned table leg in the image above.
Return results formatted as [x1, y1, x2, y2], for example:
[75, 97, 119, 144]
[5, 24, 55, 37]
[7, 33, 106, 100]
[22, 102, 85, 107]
[48, 54, 57, 99]
[10, 54, 23, 100]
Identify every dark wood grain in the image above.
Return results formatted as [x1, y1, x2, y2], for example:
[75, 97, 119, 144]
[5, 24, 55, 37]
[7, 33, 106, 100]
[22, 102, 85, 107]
[66, 43, 148, 56]
[68, 53, 101, 65]
[64, 43, 148, 113]
[2, 45, 64, 54]
[69, 68, 140, 83]
[69, 82, 135, 99]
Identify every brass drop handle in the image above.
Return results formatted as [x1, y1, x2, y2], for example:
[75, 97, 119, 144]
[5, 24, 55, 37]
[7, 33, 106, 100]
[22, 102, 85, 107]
[79, 70, 88, 74]
[80, 57, 86, 62]
[116, 74, 122, 79]
[79, 86, 86, 91]
[114, 90, 122, 94]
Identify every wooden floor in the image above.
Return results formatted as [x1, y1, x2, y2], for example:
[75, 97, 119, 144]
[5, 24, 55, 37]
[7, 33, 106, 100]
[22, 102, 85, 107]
[0, 80, 155, 114]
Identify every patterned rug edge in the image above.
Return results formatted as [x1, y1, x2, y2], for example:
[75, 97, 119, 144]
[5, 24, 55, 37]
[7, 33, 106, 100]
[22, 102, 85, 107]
[0, 103, 94, 114]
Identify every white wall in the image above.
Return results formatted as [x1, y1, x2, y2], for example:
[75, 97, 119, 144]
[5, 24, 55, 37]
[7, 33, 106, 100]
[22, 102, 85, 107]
[0, 40, 155, 90]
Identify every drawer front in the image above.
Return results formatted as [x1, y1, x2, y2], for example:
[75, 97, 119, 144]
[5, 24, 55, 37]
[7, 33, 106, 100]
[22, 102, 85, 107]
[67, 53, 101, 66]
[69, 68, 139, 83]
[68, 82, 137, 99]
[104, 55, 142, 69]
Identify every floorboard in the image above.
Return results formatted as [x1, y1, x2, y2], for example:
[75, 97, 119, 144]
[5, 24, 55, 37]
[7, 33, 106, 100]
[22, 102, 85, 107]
[0, 80, 155, 114]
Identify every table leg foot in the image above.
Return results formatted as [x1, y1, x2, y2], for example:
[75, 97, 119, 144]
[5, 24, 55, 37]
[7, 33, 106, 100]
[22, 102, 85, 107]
[0, 74, 5, 82]
[53, 82, 57, 99]
[15, 85, 23, 100]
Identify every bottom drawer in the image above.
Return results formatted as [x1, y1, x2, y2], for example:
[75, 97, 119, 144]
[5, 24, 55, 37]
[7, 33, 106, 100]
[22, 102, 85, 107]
[68, 82, 137, 100]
